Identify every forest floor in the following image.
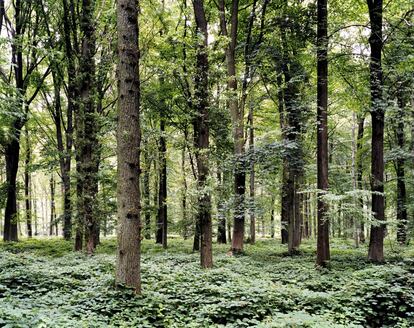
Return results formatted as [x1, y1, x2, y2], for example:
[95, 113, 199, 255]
[0, 238, 413, 327]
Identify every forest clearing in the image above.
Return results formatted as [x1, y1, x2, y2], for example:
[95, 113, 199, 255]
[0, 0, 413, 326]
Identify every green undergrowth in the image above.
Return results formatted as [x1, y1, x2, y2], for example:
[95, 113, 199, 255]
[0, 238, 413, 327]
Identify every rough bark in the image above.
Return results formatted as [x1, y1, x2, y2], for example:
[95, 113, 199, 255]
[116, 0, 141, 293]
[78, 0, 99, 254]
[367, 0, 385, 262]
[193, 0, 212, 268]
[316, 0, 330, 267]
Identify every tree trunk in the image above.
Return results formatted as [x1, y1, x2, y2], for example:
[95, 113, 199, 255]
[217, 170, 227, 244]
[143, 151, 151, 240]
[61, 0, 76, 241]
[180, 148, 188, 239]
[219, 0, 245, 254]
[50, 175, 56, 236]
[24, 128, 32, 238]
[4, 0, 25, 242]
[367, 0, 385, 263]
[78, 0, 99, 255]
[356, 115, 365, 243]
[193, 0, 212, 268]
[316, 0, 330, 267]
[396, 93, 407, 244]
[248, 103, 256, 244]
[156, 118, 167, 248]
[116, 0, 141, 293]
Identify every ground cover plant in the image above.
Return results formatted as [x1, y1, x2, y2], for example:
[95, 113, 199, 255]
[1, 238, 413, 327]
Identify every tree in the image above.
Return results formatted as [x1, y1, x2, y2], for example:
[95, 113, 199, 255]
[116, 0, 141, 292]
[218, 0, 245, 254]
[366, 0, 384, 262]
[316, 0, 330, 267]
[193, 0, 212, 268]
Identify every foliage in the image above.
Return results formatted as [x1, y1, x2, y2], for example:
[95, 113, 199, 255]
[1, 238, 414, 327]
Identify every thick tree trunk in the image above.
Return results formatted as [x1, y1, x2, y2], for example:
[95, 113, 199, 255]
[193, 0, 212, 268]
[316, 0, 330, 267]
[4, 139, 19, 242]
[116, 0, 141, 293]
[4, 0, 24, 242]
[156, 118, 167, 248]
[78, 0, 99, 255]
[367, 0, 385, 262]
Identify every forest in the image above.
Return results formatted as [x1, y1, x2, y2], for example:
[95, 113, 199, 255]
[0, 0, 413, 326]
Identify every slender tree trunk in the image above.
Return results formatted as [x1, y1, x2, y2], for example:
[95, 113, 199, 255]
[116, 0, 141, 293]
[74, 159, 83, 251]
[217, 170, 227, 243]
[278, 71, 289, 244]
[356, 115, 365, 243]
[396, 93, 407, 244]
[24, 128, 32, 238]
[367, 0, 385, 262]
[61, 0, 76, 241]
[156, 118, 167, 248]
[219, 0, 245, 254]
[143, 151, 151, 240]
[180, 148, 188, 239]
[316, 0, 330, 267]
[50, 175, 56, 236]
[248, 102, 256, 244]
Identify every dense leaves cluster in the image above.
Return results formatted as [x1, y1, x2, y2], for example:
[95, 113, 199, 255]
[1, 239, 413, 327]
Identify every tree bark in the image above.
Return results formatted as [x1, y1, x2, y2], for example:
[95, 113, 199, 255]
[396, 93, 407, 244]
[367, 0, 385, 262]
[50, 175, 56, 236]
[356, 115, 365, 243]
[316, 0, 330, 267]
[156, 118, 167, 248]
[24, 128, 32, 238]
[78, 0, 99, 254]
[218, 0, 245, 254]
[217, 170, 227, 243]
[193, 0, 212, 268]
[61, 0, 76, 241]
[143, 151, 151, 240]
[116, 0, 141, 293]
